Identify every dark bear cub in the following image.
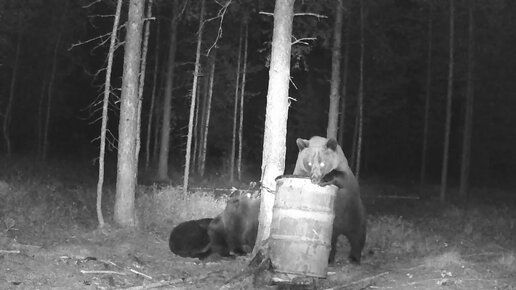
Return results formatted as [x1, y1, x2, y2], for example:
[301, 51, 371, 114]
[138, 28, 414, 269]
[169, 218, 213, 260]
[293, 136, 366, 264]
[208, 194, 260, 257]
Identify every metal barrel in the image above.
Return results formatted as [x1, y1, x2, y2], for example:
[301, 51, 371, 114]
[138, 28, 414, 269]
[269, 175, 336, 278]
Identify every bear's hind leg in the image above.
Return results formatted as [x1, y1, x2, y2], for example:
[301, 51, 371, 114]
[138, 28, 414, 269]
[347, 230, 365, 264]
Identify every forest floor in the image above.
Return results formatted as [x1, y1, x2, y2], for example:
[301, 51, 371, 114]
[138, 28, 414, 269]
[0, 159, 515, 289]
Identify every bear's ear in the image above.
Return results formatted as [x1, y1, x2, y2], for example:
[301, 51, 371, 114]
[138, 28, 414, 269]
[296, 138, 310, 151]
[326, 138, 339, 151]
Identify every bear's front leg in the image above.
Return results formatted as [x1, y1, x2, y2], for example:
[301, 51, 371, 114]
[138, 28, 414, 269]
[319, 170, 346, 188]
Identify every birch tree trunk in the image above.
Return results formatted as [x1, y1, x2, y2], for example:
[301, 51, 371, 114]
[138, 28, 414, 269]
[97, 0, 122, 228]
[3, 16, 22, 157]
[157, 0, 179, 181]
[440, 0, 455, 202]
[145, 16, 160, 169]
[114, 0, 145, 228]
[420, 4, 433, 190]
[230, 24, 243, 184]
[327, 0, 344, 139]
[355, 0, 365, 179]
[254, 0, 295, 251]
[199, 50, 216, 177]
[237, 22, 249, 181]
[183, 0, 205, 194]
[459, 0, 475, 199]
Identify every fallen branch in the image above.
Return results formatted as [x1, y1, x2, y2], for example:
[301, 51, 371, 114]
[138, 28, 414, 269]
[0, 250, 21, 254]
[325, 271, 389, 290]
[80, 270, 126, 275]
[122, 279, 184, 290]
[130, 268, 153, 280]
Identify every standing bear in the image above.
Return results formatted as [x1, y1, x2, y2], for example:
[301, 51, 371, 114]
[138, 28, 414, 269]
[293, 136, 366, 264]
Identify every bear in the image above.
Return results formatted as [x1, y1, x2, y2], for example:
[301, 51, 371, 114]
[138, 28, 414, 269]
[207, 194, 260, 257]
[293, 136, 366, 264]
[169, 218, 213, 260]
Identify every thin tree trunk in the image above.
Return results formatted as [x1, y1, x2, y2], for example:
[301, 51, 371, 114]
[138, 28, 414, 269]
[136, 0, 153, 161]
[199, 50, 216, 177]
[338, 12, 351, 146]
[152, 68, 166, 163]
[183, 0, 205, 194]
[37, 80, 47, 156]
[350, 111, 359, 170]
[237, 22, 249, 181]
[254, 0, 295, 252]
[459, 0, 475, 199]
[3, 16, 22, 157]
[230, 23, 244, 184]
[114, 0, 145, 228]
[42, 23, 63, 161]
[327, 0, 344, 139]
[157, 0, 179, 181]
[192, 78, 201, 173]
[194, 68, 206, 173]
[97, 0, 123, 228]
[356, 0, 365, 179]
[145, 15, 160, 169]
[440, 0, 455, 202]
[420, 4, 433, 190]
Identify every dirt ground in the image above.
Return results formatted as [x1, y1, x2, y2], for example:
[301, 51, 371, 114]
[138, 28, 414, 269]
[0, 179, 515, 289]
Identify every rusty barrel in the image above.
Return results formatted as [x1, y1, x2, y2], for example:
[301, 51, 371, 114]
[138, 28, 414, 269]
[269, 175, 336, 278]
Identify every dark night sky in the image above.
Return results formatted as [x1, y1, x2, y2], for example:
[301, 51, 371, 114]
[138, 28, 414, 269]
[1, 0, 515, 190]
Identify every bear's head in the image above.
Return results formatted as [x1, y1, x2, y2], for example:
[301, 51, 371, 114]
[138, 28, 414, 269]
[293, 136, 349, 184]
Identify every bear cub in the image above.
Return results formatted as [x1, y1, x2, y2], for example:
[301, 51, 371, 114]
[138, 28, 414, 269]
[169, 218, 213, 260]
[293, 136, 366, 264]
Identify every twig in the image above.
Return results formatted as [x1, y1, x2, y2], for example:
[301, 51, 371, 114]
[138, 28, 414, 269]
[0, 250, 21, 254]
[325, 272, 389, 290]
[130, 268, 153, 280]
[80, 270, 127, 275]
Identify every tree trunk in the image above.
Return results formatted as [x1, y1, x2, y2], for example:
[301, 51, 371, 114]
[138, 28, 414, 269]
[459, 0, 475, 199]
[355, 0, 365, 179]
[199, 50, 217, 177]
[183, 0, 205, 194]
[114, 0, 145, 228]
[254, 0, 295, 251]
[440, 0, 455, 202]
[230, 23, 244, 184]
[192, 79, 201, 173]
[97, 0, 123, 228]
[3, 16, 22, 157]
[157, 0, 179, 181]
[145, 15, 160, 169]
[237, 22, 249, 181]
[327, 0, 344, 139]
[420, 4, 433, 190]
[136, 0, 153, 161]
[42, 22, 63, 161]
[338, 12, 351, 146]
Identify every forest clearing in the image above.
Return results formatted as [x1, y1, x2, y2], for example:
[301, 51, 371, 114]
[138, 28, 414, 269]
[0, 159, 514, 289]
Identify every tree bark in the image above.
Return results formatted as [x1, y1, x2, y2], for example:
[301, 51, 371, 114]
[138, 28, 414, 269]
[114, 0, 145, 228]
[420, 4, 433, 190]
[327, 0, 344, 139]
[459, 0, 475, 199]
[97, 0, 123, 228]
[230, 23, 244, 184]
[136, 0, 153, 161]
[3, 15, 22, 157]
[157, 0, 179, 181]
[145, 15, 160, 169]
[183, 0, 205, 194]
[355, 0, 365, 179]
[254, 0, 295, 251]
[237, 22, 249, 181]
[440, 0, 455, 202]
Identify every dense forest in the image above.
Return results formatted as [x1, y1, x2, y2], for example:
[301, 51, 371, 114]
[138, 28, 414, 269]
[1, 0, 515, 189]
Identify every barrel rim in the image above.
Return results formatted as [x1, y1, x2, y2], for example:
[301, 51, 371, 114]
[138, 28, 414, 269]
[275, 174, 310, 181]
